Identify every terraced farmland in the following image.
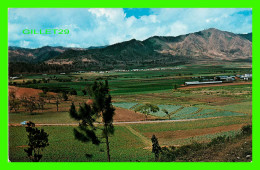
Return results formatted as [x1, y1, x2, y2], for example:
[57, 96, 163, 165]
[171, 107, 199, 119]
[113, 102, 138, 109]
[113, 102, 246, 120]
[148, 105, 182, 117]
[113, 103, 182, 117]
[191, 111, 245, 119]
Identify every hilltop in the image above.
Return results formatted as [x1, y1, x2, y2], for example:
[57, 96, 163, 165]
[8, 28, 252, 72]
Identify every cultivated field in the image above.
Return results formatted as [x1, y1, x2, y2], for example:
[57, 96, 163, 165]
[8, 64, 252, 162]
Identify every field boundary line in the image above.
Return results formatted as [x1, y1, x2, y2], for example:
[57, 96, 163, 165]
[169, 106, 184, 118]
[125, 125, 151, 146]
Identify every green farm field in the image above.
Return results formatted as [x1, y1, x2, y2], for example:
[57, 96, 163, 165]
[9, 116, 250, 162]
[8, 64, 252, 162]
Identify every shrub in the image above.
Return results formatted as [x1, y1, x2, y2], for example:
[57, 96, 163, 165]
[70, 89, 77, 95]
[241, 124, 252, 135]
[62, 92, 68, 101]
[208, 135, 227, 146]
[160, 146, 176, 162]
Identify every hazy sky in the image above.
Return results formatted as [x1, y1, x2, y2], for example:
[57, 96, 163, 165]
[8, 8, 252, 48]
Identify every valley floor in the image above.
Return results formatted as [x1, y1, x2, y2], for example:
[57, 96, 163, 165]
[8, 65, 252, 162]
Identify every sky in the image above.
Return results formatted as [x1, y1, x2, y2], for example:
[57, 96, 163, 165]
[8, 8, 252, 48]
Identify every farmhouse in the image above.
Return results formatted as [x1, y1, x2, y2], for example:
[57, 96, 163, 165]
[9, 76, 19, 80]
[215, 75, 235, 82]
[185, 81, 222, 86]
[240, 74, 252, 80]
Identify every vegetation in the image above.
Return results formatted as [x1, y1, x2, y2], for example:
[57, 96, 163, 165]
[153, 125, 252, 162]
[69, 80, 115, 161]
[9, 91, 20, 112]
[62, 91, 68, 101]
[21, 97, 38, 114]
[151, 135, 161, 161]
[8, 64, 252, 162]
[162, 109, 170, 119]
[24, 121, 49, 162]
[9, 123, 251, 162]
[134, 103, 159, 120]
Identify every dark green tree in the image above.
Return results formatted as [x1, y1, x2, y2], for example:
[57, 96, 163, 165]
[69, 80, 115, 162]
[134, 103, 159, 120]
[151, 134, 161, 162]
[24, 121, 49, 162]
[70, 89, 77, 95]
[82, 89, 87, 96]
[174, 84, 178, 90]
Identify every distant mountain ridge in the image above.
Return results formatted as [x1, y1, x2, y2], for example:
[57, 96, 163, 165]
[9, 28, 252, 69]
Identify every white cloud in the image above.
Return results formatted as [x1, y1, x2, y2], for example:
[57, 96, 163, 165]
[19, 40, 30, 48]
[167, 21, 188, 36]
[8, 8, 252, 48]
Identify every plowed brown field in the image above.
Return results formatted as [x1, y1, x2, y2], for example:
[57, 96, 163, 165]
[9, 86, 56, 98]
[113, 107, 157, 122]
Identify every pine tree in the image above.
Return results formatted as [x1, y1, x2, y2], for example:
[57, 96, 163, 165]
[24, 121, 49, 162]
[69, 80, 115, 162]
[151, 134, 161, 162]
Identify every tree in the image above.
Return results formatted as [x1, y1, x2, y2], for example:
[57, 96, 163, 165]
[42, 87, 48, 94]
[37, 97, 45, 112]
[174, 84, 178, 90]
[9, 91, 20, 112]
[151, 135, 161, 162]
[162, 109, 170, 119]
[70, 89, 77, 95]
[21, 97, 37, 114]
[55, 94, 62, 112]
[69, 80, 115, 162]
[24, 121, 49, 162]
[134, 103, 159, 120]
[85, 86, 93, 99]
[82, 89, 87, 96]
[32, 79, 37, 84]
[46, 94, 54, 103]
[62, 91, 68, 101]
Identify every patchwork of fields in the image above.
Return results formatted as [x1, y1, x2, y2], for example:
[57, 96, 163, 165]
[8, 64, 252, 162]
[113, 102, 246, 120]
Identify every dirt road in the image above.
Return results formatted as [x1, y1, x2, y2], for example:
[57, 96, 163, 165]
[8, 118, 204, 127]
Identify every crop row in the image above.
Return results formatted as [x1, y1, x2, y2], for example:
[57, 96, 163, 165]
[113, 102, 245, 120]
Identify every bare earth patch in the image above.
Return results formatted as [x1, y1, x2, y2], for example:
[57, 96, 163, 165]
[16, 145, 28, 148]
[9, 86, 56, 99]
[113, 107, 157, 122]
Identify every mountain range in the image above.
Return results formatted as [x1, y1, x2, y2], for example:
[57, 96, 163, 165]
[8, 28, 252, 71]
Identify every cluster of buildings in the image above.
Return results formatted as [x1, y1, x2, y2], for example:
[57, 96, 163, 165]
[237, 74, 252, 81]
[94, 67, 182, 74]
[185, 74, 252, 86]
